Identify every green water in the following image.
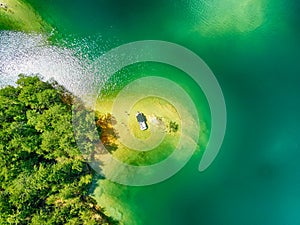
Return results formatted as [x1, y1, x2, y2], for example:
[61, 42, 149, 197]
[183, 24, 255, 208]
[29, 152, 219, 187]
[3, 0, 300, 224]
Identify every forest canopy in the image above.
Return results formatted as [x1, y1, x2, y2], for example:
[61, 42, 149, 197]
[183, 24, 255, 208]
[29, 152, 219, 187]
[0, 75, 116, 225]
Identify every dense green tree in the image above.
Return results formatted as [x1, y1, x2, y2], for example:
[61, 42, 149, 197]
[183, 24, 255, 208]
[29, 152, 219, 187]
[168, 121, 179, 133]
[0, 75, 116, 225]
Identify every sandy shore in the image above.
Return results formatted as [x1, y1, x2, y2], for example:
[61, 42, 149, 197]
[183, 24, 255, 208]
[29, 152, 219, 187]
[92, 96, 183, 224]
[95, 95, 182, 165]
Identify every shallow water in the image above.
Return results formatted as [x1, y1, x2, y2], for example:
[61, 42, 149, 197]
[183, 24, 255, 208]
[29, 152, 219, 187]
[1, 0, 300, 224]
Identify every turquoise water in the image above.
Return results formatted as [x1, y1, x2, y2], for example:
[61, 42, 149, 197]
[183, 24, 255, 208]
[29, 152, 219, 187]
[1, 0, 300, 224]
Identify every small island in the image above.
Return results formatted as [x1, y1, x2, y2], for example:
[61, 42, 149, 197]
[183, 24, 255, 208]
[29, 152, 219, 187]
[95, 94, 181, 168]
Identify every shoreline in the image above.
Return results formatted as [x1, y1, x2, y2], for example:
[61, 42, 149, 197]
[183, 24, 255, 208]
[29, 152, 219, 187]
[95, 96, 181, 164]
[92, 95, 183, 224]
[0, 0, 51, 32]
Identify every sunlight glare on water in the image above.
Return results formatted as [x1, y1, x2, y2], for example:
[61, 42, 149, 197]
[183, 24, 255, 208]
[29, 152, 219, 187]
[0, 31, 97, 97]
[187, 0, 268, 35]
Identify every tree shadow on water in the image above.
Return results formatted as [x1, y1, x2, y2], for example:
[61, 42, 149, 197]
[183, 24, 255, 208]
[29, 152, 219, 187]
[95, 113, 119, 153]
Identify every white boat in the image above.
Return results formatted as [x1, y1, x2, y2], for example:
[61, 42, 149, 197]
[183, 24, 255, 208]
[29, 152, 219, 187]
[136, 112, 147, 131]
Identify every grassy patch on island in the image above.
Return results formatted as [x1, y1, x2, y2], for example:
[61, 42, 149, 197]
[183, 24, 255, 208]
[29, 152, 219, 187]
[95, 96, 181, 166]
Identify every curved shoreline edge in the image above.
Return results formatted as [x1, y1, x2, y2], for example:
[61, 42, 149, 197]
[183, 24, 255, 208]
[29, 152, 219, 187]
[0, 0, 51, 32]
